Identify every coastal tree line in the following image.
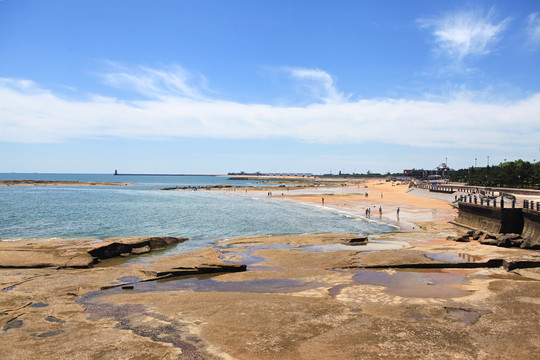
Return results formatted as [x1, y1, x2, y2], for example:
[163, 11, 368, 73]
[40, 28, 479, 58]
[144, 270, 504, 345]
[449, 160, 540, 189]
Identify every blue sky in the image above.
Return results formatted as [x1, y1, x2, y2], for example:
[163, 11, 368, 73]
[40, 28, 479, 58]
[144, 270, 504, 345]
[1, 0, 539, 174]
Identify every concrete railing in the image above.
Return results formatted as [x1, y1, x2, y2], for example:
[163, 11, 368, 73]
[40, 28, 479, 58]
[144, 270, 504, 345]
[454, 194, 518, 209]
[523, 200, 540, 212]
[417, 183, 497, 196]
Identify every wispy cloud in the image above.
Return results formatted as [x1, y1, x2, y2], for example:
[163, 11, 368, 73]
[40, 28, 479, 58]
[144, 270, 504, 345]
[100, 62, 207, 100]
[1, 66, 539, 151]
[418, 8, 509, 62]
[284, 67, 349, 104]
[526, 12, 540, 44]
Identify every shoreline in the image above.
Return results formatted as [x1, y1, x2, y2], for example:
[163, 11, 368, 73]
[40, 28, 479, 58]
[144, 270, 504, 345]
[0, 179, 131, 187]
[1, 179, 539, 359]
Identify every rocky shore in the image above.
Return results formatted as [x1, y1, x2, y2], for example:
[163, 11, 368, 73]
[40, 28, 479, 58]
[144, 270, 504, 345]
[1, 181, 539, 359]
[0, 180, 130, 186]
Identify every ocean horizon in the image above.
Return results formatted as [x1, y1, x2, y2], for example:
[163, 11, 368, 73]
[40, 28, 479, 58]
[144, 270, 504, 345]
[0, 173, 395, 253]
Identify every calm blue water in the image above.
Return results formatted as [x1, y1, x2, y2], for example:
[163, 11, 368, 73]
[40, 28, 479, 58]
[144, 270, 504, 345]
[0, 174, 394, 252]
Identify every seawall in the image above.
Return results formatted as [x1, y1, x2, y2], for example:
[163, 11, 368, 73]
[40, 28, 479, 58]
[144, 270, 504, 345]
[455, 202, 524, 234]
[522, 209, 540, 246]
[455, 202, 539, 246]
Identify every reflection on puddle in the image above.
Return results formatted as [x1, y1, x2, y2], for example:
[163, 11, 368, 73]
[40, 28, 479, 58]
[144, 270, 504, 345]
[221, 240, 408, 267]
[352, 269, 470, 298]
[426, 253, 483, 263]
[103, 275, 325, 295]
[221, 249, 267, 266]
[301, 240, 407, 252]
[115, 276, 142, 283]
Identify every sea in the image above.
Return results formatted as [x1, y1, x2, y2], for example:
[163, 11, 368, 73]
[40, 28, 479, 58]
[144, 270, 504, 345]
[0, 173, 395, 253]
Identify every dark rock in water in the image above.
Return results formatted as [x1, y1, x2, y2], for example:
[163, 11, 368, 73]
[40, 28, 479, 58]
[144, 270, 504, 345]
[88, 237, 187, 259]
[122, 285, 134, 290]
[146, 237, 185, 249]
[346, 237, 369, 245]
[154, 263, 247, 277]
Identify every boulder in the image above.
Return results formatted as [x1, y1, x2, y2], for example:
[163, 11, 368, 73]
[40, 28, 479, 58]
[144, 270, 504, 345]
[496, 234, 523, 248]
[454, 234, 471, 242]
[520, 238, 540, 250]
[471, 230, 483, 240]
[479, 238, 498, 246]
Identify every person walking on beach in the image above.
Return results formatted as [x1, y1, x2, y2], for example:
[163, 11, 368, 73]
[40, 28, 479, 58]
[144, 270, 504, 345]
[322, 197, 325, 205]
[379, 206, 382, 216]
[397, 207, 400, 216]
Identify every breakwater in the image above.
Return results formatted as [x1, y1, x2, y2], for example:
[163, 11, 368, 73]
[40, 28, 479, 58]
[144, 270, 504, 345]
[454, 199, 540, 247]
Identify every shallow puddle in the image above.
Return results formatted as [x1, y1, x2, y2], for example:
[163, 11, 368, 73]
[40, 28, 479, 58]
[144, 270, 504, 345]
[220, 240, 408, 267]
[445, 307, 491, 324]
[426, 253, 483, 263]
[136, 277, 325, 294]
[88, 274, 326, 297]
[221, 249, 268, 266]
[301, 239, 407, 252]
[352, 269, 471, 298]
[115, 276, 142, 283]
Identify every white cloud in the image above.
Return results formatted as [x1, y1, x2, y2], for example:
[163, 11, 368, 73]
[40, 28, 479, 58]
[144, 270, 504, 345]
[1, 70, 539, 151]
[526, 12, 540, 44]
[284, 67, 349, 104]
[419, 8, 509, 61]
[100, 62, 207, 100]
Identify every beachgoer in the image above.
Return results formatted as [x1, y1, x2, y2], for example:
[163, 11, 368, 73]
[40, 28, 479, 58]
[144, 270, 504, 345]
[322, 197, 325, 205]
[397, 207, 400, 215]
[379, 206, 382, 215]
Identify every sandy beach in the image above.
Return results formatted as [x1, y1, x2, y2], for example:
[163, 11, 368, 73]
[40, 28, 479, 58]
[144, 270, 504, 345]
[1, 178, 539, 359]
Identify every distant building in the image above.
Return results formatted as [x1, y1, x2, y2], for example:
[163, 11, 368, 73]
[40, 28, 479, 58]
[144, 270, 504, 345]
[403, 163, 454, 179]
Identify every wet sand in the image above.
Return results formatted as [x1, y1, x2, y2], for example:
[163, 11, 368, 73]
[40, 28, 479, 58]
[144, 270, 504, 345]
[1, 179, 539, 359]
